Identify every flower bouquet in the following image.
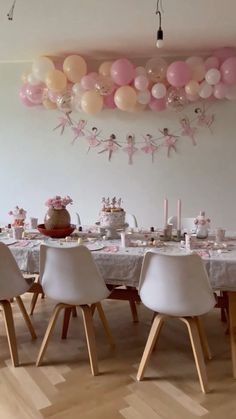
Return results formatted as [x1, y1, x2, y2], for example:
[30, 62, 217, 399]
[8, 206, 27, 226]
[40, 195, 75, 237]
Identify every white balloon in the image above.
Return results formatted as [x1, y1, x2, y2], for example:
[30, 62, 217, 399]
[225, 84, 236, 100]
[27, 73, 41, 85]
[199, 81, 213, 99]
[151, 83, 166, 99]
[72, 82, 85, 96]
[205, 69, 221, 85]
[137, 90, 151, 105]
[135, 66, 146, 76]
[32, 57, 55, 82]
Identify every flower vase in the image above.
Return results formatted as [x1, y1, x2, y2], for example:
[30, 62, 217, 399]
[44, 208, 71, 230]
[196, 224, 208, 239]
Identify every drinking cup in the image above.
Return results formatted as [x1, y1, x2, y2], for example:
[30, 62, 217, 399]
[30, 217, 38, 229]
[216, 228, 226, 243]
[12, 226, 24, 240]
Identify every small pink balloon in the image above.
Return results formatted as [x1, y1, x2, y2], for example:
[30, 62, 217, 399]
[26, 83, 45, 104]
[104, 92, 116, 109]
[81, 73, 98, 90]
[149, 97, 166, 111]
[167, 61, 191, 87]
[204, 56, 220, 71]
[111, 58, 135, 86]
[213, 47, 236, 64]
[134, 75, 149, 91]
[19, 84, 36, 107]
[220, 57, 236, 85]
[213, 82, 228, 99]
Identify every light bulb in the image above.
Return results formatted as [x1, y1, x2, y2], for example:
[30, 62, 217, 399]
[156, 39, 164, 48]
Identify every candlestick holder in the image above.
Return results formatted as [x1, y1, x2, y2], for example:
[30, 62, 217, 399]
[161, 225, 172, 241]
[176, 229, 181, 241]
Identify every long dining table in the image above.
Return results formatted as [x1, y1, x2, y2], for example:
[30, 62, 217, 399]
[7, 236, 236, 378]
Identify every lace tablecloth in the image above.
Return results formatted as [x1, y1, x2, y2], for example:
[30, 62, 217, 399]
[8, 239, 236, 291]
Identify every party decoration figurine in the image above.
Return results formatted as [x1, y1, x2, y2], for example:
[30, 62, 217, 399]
[180, 116, 197, 146]
[141, 134, 158, 162]
[160, 128, 178, 157]
[98, 134, 121, 161]
[85, 127, 102, 153]
[53, 114, 72, 135]
[123, 134, 138, 164]
[71, 119, 87, 144]
[194, 107, 215, 133]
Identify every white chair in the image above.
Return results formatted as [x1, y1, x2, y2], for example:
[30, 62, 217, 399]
[125, 213, 138, 228]
[168, 215, 196, 232]
[137, 252, 215, 393]
[0, 243, 37, 366]
[36, 244, 113, 375]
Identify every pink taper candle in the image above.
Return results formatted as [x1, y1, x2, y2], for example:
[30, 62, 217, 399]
[177, 199, 181, 231]
[164, 198, 168, 227]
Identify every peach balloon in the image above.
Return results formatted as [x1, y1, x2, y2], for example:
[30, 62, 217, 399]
[114, 86, 137, 111]
[185, 80, 200, 95]
[46, 70, 67, 92]
[186, 57, 205, 82]
[43, 98, 57, 110]
[81, 90, 104, 114]
[99, 61, 113, 77]
[63, 55, 87, 83]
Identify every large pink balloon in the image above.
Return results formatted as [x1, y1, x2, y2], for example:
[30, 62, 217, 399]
[213, 47, 236, 64]
[167, 61, 191, 87]
[149, 97, 166, 111]
[220, 57, 236, 85]
[111, 58, 135, 86]
[19, 84, 36, 107]
[213, 82, 228, 99]
[26, 83, 45, 104]
[204, 56, 220, 71]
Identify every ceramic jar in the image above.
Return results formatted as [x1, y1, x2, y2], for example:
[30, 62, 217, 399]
[44, 208, 71, 230]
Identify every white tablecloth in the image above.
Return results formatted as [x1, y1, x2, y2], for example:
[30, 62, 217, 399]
[7, 239, 236, 291]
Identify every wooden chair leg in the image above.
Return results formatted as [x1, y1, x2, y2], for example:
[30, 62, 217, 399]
[181, 317, 209, 394]
[126, 286, 139, 323]
[15, 296, 37, 340]
[80, 305, 99, 376]
[0, 300, 19, 367]
[96, 302, 115, 348]
[196, 316, 212, 360]
[61, 307, 73, 339]
[36, 303, 67, 366]
[137, 314, 164, 381]
[72, 306, 77, 317]
[29, 292, 39, 316]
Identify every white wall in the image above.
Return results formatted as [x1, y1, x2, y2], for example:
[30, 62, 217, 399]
[0, 62, 235, 229]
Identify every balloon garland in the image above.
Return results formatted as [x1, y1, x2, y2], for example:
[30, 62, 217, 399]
[19, 47, 236, 114]
[52, 105, 215, 163]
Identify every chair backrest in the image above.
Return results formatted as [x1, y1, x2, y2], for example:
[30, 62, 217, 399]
[0, 243, 32, 300]
[139, 252, 215, 317]
[76, 212, 81, 226]
[40, 244, 110, 305]
[125, 213, 138, 228]
[167, 216, 196, 232]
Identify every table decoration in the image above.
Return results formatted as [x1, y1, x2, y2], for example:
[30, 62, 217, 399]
[8, 206, 26, 226]
[44, 195, 73, 230]
[37, 224, 75, 239]
[194, 211, 210, 239]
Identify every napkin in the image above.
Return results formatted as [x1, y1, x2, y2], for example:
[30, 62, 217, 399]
[103, 245, 119, 253]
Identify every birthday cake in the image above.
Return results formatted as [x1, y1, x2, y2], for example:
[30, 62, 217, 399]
[99, 197, 125, 229]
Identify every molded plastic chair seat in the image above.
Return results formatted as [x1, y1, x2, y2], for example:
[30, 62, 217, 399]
[137, 252, 215, 393]
[36, 244, 113, 375]
[125, 213, 138, 228]
[0, 243, 37, 366]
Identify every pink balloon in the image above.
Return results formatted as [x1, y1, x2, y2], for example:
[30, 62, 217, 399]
[220, 57, 236, 85]
[26, 83, 45, 104]
[213, 47, 236, 64]
[111, 58, 135, 86]
[81, 73, 98, 90]
[213, 82, 228, 99]
[19, 84, 36, 107]
[134, 75, 149, 91]
[103, 92, 116, 109]
[204, 56, 220, 71]
[167, 61, 191, 87]
[149, 97, 166, 111]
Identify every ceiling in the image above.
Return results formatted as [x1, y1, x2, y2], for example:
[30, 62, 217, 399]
[0, 0, 236, 62]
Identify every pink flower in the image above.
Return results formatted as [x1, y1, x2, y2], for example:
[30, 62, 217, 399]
[45, 195, 73, 209]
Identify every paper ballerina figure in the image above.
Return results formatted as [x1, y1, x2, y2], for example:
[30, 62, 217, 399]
[160, 128, 178, 157]
[194, 107, 214, 133]
[85, 127, 101, 153]
[71, 119, 87, 144]
[53, 113, 73, 135]
[141, 134, 158, 163]
[98, 134, 121, 161]
[180, 117, 197, 146]
[123, 134, 138, 165]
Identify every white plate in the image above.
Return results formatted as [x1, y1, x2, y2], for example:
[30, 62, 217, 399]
[86, 243, 104, 251]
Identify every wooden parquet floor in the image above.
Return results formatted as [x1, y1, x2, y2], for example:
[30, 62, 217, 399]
[0, 294, 236, 419]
